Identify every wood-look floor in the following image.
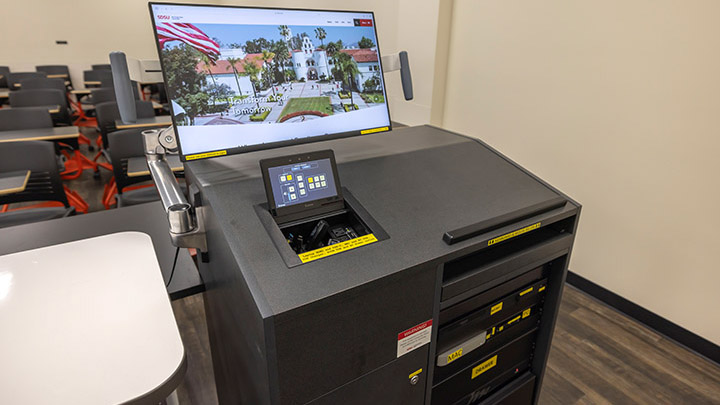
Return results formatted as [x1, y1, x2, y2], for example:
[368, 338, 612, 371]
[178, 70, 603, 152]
[170, 286, 720, 404]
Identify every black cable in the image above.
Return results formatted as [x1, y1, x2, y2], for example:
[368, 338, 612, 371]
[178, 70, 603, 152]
[166, 246, 180, 288]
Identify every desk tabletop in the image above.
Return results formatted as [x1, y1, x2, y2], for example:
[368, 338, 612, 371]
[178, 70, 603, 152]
[71, 89, 91, 95]
[128, 155, 183, 177]
[84, 80, 102, 86]
[46, 73, 69, 79]
[0, 126, 79, 143]
[0, 88, 8, 98]
[0, 232, 186, 404]
[0, 201, 202, 299]
[115, 115, 171, 129]
[0, 170, 30, 196]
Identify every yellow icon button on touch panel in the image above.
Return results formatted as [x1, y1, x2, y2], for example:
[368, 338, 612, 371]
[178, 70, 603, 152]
[309, 177, 314, 183]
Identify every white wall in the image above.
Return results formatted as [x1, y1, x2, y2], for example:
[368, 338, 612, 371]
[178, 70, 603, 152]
[0, 0, 441, 126]
[442, 0, 720, 344]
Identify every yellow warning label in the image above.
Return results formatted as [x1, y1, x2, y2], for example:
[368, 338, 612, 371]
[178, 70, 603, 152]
[360, 126, 390, 135]
[447, 348, 463, 364]
[409, 368, 423, 379]
[472, 355, 498, 379]
[508, 315, 521, 325]
[522, 308, 531, 318]
[538, 285, 546, 292]
[498, 326, 504, 332]
[185, 150, 227, 160]
[490, 302, 503, 315]
[298, 234, 378, 263]
[519, 287, 534, 296]
[488, 222, 541, 246]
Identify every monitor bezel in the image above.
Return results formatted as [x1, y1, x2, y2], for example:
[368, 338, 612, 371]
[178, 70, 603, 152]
[259, 149, 344, 220]
[148, 2, 393, 162]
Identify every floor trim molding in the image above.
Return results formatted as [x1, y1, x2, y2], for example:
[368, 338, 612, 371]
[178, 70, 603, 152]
[566, 271, 719, 365]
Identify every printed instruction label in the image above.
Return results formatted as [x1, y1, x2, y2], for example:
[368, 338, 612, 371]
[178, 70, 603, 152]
[185, 150, 227, 161]
[298, 234, 377, 263]
[397, 320, 433, 358]
[361, 126, 389, 135]
[488, 222, 541, 246]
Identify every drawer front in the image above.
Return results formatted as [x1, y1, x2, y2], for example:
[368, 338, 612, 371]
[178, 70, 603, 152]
[431, 329, 537, 405]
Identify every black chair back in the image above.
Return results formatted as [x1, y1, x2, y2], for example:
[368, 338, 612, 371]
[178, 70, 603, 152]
[9, 89, 71, 126]
[90, 86, 140, 105]
[90, 88, 117, 105]
[18, 78, 66, 93]
[8, 72, 46, 88]
[95, 100, 154, 149]
[108, 129, 152, 193]
[92, 64, 112, 70]
[84, 70, 113, 87]
[35, 65, 70, 76]
[0, 141, 70, 207]
[0, 66, 10, 88]
[0, 108, 53, 131]
[35, 65, 72, 89]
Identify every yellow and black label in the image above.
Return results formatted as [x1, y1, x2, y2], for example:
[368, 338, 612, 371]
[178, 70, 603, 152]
[298, 234, 378, 263]
[488, 222, 541, 246]
[507, 315, 522, 326]
[472, 355, 498, 379]
[522, 308, 531, 319]
[447, 348, 463, 364]
[538, 285, 546, 292]
[185, 150, 227, 160]
[519, 287, 534, 296]
[490, 302, 503, 315]
[409, 368, 423, 379]
[360, 126, 390, 135]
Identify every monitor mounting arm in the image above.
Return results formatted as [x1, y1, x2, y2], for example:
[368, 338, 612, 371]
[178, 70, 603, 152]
[143, 127, 207, 253]
[110, 50, 207, 252]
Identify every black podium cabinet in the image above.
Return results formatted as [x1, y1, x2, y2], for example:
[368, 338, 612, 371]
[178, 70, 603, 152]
[184, 125, 581, 405]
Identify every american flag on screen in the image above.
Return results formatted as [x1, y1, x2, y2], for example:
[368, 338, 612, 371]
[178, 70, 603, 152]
[157, 22, 220, 61]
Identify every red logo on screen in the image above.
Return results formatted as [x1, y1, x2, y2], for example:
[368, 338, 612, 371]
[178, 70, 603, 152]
[157, 15, 171, 20]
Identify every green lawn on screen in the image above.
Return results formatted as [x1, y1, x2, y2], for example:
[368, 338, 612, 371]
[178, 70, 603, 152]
[279, 97, 333, 120]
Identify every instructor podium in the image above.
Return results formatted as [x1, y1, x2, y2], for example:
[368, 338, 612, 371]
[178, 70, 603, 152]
[183, 125, 580, 404]
[130, 5, 581, 403]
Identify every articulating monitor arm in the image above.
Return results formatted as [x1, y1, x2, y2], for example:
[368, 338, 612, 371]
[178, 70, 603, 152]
[142, 127, 207, 253]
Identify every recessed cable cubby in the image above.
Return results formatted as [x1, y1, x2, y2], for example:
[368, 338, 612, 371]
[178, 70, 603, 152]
[430, 216, 577, 405]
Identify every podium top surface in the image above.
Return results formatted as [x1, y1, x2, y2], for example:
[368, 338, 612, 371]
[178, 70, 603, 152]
[186, 125, 577, 316]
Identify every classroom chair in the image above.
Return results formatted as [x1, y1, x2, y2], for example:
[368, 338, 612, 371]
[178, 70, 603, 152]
[83, 70, 113, 88]
[35, 65, 73, 89]
[0, 108, 96, 180]
[9, 88, 72, 126]
[0, 141, 87, 228]
[92, 64, 112, 70]
[0, 107, 53, 130]
[90, 86, 140, 105]
[18, 77, 66, 92]
[93, 101, 156, 206]
[0, 66, 10, 88]
[106, 129, 185, 208]
[19, 78, 94, 149]
[8, 72, 47, 89]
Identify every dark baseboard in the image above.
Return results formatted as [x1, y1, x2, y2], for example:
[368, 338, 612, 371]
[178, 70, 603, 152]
[566, 271, 719, 365]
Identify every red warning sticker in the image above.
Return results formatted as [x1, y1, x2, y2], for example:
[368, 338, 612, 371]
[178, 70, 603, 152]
[397, 320, 433, 358]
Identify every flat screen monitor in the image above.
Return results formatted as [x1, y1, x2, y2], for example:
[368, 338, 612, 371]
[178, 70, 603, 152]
[149, 3, 392, 161]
